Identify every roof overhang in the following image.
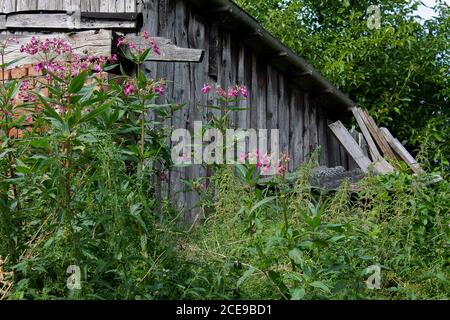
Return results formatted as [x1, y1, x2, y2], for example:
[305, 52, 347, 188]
[188, 0, 356, 114]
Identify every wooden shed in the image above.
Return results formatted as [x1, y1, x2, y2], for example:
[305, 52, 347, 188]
[1, 0, 362, 221]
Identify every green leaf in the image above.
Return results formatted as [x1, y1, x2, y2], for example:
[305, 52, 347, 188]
[288, 249, 304, 267]
[237, 267, 256, 288]
[68, 71, 89, 94]
[249, 196, 276, 214]
[309, 281, 331, 293]
[78, 101, 112, 124]
[291, 288, 306, 300]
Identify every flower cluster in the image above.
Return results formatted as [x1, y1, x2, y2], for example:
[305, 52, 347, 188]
[19, 37, 117, 79]
[117, 32, 161, 57]
[239, 150, 289, 176]
[202, 83, 248, 99]
[122, 79, 166, 97]
[18, 80, 36, 102]
[20, 37, 73, 56]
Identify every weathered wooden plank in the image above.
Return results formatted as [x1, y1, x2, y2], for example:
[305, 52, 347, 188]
[317, 111, 328, 166]
[302, 92, 310, 162]
[351, 107, 381, 161]
[0, 30, 112, 69]
[0, 14, 5, 30]
[111, 0, 125, 13]
[266, 64, 278, 155]
[187, 8, 208, 222]
[124, 35, 204, 62]
[171, 0, 188, 219]
[291, 91, 304, 168]
[278, 73, 290, 166]
[309, 98, 318, 159]
[236, 42, 249, 130]
[359, 108, 396, 159]
[256, 56, 267, 155]
[100, 0, 109, 12]
[329, 121, 372, 173]
[380, 127, 424, 174]
[6, 13, 138, 30]
[125, 0, 135, 12]
[1, 0, 16, 13]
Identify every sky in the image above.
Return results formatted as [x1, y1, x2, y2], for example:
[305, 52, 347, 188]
[415, 0, 449, 19]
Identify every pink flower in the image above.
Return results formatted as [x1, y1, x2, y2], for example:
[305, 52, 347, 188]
[128, 42, 137, 50]
[117, 37, 126, 47]
[239, 85, 248, 98]
[92, 64, 102, 73]
[150, 38, 161, 55]
[35, 62, 45, 73]
[201, 84, 211, 94]
[124, 82, 135, 96]
[227, 86, 239, 98]
[143, 31, 149, 40]
[110, 54, 118, 63]
[153, 83, 165, 96]
[216, 85, 227, 98]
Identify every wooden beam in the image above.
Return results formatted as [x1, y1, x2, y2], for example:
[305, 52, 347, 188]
[0, 30, 112, 69]
[0, 14, 5, 30]
[358, 108, 397, 159]
[5, 12, 138, 29]
[328, 121, 372, 173]
[351, 107, 381, 161]
[123, 35, 204, 63]
[380, 127, 425, 174]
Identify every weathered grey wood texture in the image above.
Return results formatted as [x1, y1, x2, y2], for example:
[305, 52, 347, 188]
[138, 0, 347, 221]
[0, 0, 137, 13]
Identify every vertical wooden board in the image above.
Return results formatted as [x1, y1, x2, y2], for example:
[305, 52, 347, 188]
[142, 0, 158, 77]
[250, 51, 258, 130]
[236, 43, 250, 130]
[266, 64, 278, 155]
[255, 57, 267, 155]
[327, 119, 340, 167]
[288, 90, 303, 171]
[155, 0, 176, 206]
[110, 0, 126, 12]
[80, 0, 90, 11]
[125, 0, 135, 12]
[16, 0, 31, 11]
[220, 30, 232, 124]
[302, 92, 310, 162]
[186, 6, 208, 222]
[99, 0, 109, 12]
[278, 73, 290, 166]
[317, 111, 328, 166]
[172, 0, 189, 218]
[88, 0, 100, 11]
[1, 0, 16, 13]
[309, 99, 319, 159]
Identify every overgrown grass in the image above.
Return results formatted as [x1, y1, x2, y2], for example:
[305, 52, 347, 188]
[178, 162, 449, 300]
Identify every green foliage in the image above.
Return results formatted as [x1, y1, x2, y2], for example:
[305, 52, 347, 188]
[185, 163, 449, 299]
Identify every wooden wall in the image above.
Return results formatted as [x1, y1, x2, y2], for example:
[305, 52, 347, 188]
[141, 0, 350, 221]
[0, 0, 138, 12]
[1, 0, 352, 221]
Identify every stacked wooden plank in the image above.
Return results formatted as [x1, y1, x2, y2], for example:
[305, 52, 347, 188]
[329, 107, 425, 175]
